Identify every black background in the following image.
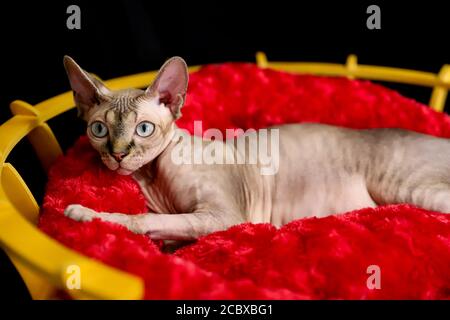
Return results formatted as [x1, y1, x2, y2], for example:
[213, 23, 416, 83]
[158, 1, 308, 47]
[0, 0, 449, 300]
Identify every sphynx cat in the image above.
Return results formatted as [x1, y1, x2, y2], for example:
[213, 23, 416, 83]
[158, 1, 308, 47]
[63, 56, 450, 243]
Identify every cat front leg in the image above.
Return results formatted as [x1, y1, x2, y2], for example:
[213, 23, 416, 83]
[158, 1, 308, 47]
[64, 204, 100, 222]
[64, 204, 151, 234]
[64, 204, 242, 240]
[138, 211, 244, 240]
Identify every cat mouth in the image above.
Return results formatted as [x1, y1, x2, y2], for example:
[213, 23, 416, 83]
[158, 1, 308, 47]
[102, 158, 134, 175]
[102, 157, 136, 176]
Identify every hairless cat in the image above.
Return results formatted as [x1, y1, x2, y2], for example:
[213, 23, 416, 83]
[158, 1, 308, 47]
[63, 56, 450, 243]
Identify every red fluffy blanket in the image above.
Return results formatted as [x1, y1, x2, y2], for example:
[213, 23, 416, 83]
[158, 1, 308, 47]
[39, 63, 450, 299]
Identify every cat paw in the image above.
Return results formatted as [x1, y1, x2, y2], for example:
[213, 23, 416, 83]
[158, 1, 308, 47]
[64, 204, 96, 222]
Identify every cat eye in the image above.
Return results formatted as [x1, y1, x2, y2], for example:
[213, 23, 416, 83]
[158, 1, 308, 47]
[136, 121, 155, 137]
[90, 121, 108, 138]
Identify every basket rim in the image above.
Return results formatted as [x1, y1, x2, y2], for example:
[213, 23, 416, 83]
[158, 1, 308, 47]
[0, 52, 449, 299]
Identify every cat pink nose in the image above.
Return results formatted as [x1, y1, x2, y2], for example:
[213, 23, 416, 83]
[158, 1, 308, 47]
[112, 152, 128, 162]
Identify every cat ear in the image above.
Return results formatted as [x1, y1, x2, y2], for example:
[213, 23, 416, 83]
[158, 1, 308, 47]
[63, 55, 110, 118]
[146, 56, 188, 119]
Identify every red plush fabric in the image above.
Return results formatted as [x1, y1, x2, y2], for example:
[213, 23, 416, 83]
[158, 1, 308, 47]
[39, 63, 450, 299]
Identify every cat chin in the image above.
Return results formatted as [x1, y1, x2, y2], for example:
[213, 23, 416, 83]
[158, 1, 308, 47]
[117, 168, 134, 175]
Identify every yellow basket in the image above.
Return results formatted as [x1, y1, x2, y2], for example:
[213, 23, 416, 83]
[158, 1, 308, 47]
[1, 53, 449, 300]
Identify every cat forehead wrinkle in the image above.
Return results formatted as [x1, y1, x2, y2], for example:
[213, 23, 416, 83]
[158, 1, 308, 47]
[101, 107, 136, 134]
[106, 88, 145, 112]
[110, 96, 138, 112]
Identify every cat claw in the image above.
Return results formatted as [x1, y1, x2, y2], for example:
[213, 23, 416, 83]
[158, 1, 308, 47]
[64, 204, 96, 222]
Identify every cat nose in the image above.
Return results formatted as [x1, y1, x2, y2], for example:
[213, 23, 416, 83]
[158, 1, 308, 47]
[112, 152, 128, 162]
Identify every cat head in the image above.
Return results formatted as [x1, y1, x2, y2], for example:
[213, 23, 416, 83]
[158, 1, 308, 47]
[64, 56, 188, 175]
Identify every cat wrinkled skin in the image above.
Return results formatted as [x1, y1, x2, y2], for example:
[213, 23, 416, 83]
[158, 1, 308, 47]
[63, 56, 450, 242]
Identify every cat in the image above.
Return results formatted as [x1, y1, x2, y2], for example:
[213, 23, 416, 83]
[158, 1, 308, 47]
[63, 55, 450, 242]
